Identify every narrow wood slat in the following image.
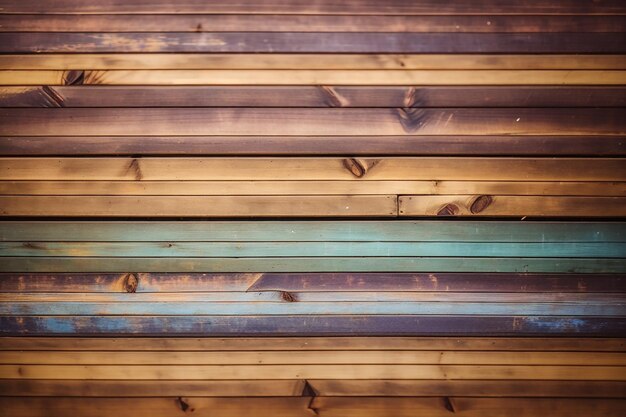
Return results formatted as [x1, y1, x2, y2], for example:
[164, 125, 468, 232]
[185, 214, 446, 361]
[1, 0, 624, 15]
[1, 33, 624, 53]
[1, 109, 622, 136]
[1, 316, 624, 336]
[3, 15, 625, 32]
[2, 241, 623, 258]
[0, 195, 398, 217]
[2, 273, 622, 293]
[2, 158, 624, 181]
[2, 136, 623, 156]
[2, 337, 622, 351]
[4, 86, 626, 107]
[398, 195, 626, 216]
[2, 221, 621, 242]
[1, 380, 624, 398]
[3, 54, 624, 70]
[3, 257, 624, 273]
[2, 181, 624, 196]
[4, 70, 625, 85]
[2, 364, 624, 380]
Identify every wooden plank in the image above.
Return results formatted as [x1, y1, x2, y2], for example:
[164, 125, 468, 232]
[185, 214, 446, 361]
[2, 241, 623, 258]
[1, 380, 623, 398]
[0, 195, 398, 217]
[1, 33, 624, 53]
[1, 364, 625, 380]
[2, 337, 622, 351]
[3, 350, 624, 365]
[4, 70, 626, 85]
[1, 273, 622, 293]
[2, 158, 624, 181]
[2, 136, 623, 156]
[2, 257, 624, 273]
[1, 0, 624, 15]
[1, 316, 623, 336]
[398, 195, 626, 217]
[4, 86, 626, 107]
[1, 181, 625, 196]
[3, 54, 624, 70]
[3, 15, 625, 33]
[2, 221, 622, 242]
[1, 109, 622, 136]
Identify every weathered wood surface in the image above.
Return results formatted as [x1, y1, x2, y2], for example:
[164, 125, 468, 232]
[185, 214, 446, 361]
[4, 86, 626, 107]
[1, 109, 622, 136]
[3, 15, 625, 32]
[2, 136, 624, 156]
[2, 273, 623, 293]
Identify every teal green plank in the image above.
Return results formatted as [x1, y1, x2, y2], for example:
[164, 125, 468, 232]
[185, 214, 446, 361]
[1, 301, 622, 316]
[1, 221, 624, 242]
[1, 241, 624, 258]
[2, 257, 625, 273]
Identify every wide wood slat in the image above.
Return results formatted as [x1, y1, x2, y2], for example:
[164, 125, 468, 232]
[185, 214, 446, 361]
[3, 54, 624, 70]
[1, 109, 622, 136]
[2, 33, 625, 54]
[2, 273, 622, 293]
[3, 15, 625, 32]
[4, 70, 626, 85]
[4, 86, 626, 107]
[1, 0, 624, 15]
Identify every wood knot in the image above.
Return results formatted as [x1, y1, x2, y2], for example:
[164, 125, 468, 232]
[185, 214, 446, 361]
[281, 291, 297, 302]
[176, 397, 194, 412]
[123, 273, 138, 293]
[470, 195, 493, 214]
[343, 158, 380, 178]
[443, 397, 456, 413]
[397, 107, 426, 133]
[437, 204, 459, 216]
[63, 70, 84, 86]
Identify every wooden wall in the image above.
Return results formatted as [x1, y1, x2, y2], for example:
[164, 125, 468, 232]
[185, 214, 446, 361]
[0, 1, 624, 416]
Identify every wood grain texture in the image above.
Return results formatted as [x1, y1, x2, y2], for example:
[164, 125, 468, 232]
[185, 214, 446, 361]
[2, 136, 624, 156]
[1, 109, 622, 136]
[4, 86, 626, 107]
[1, 0, 624, 15]
[3, 54, 624, 70]
[3, 15, 625, 32]
[1, 33, 624, 53]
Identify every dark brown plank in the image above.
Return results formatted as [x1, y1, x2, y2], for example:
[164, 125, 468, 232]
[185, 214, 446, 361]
[1, 15, 625, 32]
[1, 316, 623, 336]
[1, 135, 623, 156]
[1, 108, 623, 136]
[2, 86, 625, 108]
[1, 0, 624, 15]
[1, 273, 622, 293]
[1, 33, 624, 53]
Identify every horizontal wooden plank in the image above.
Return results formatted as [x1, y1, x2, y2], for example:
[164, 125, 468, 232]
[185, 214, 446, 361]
[0, 195, 398, 217]
[4, 86, 626, 107]
[2, 221, 622, 242]
[399, 195, 626, 216]
[2, 136, 624, 156]
[2, 241, 623, 258]
[2, 158, 624, 181]
[3, 15, 625, 33]
[3, 301, 621, 316]
[3, 350, 625, 365]
[4, 70, 626, 85]
[2, 337, 622, 351]
[2, 380, 623, 398]
[2, 364, 625, 380]
[1, 0, 624, 15]
[3, 54, 624, 70]
[2, 397, 625, 417]
[1, 109, 622, 136]
[2, 181, 625, 196]
[1, 33, 624, 53]
[3, 257, 624, 273]
[2, 273, 623, 293]
[1, 316, 624, 336]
